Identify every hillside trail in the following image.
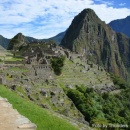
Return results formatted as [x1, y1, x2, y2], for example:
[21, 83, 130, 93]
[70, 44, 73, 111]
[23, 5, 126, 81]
[0, 96, 37, 130]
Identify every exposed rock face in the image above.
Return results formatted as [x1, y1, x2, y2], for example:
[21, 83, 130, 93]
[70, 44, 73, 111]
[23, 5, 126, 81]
[109, 16, 130, 37]
[8, 33, 29, 50]
[116, 33, 130, 75]
[61, 8, 129, 80]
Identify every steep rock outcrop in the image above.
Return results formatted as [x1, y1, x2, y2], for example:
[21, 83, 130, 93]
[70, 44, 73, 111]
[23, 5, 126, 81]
[61, 8, 128, 80]
[116, 33, 130, 76]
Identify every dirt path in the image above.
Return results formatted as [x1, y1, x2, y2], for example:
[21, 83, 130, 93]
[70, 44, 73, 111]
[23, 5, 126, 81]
[0, 97, 37, 130]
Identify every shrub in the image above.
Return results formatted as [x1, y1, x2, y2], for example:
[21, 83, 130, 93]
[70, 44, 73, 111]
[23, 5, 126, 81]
[109, 73, 128, 89]
[51, 56, 65, 75]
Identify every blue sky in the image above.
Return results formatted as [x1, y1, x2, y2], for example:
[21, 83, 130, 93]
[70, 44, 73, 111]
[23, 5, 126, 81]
[0, 0, 130, 39]
[94, 0, 130, 8]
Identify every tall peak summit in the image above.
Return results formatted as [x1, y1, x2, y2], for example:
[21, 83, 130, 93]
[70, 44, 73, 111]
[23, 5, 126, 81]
[80, 8, 96, 15]
[61, 8, 129, 80]
[72, 8, 100, 25]
[61, 8, 103, 51]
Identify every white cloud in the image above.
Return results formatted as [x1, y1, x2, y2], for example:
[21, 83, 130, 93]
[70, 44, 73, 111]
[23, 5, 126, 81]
[0, 0, 130, 39]
[94, 0, 114, 6]
[119, 3, 126, 6]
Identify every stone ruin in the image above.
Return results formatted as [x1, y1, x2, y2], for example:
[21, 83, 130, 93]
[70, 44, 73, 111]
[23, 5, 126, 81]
[0, 74, 6, 85]
[24, 47, 54, 80]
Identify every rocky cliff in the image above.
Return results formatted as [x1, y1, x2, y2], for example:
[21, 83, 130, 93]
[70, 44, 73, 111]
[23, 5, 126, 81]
[61, 8, 129, 80]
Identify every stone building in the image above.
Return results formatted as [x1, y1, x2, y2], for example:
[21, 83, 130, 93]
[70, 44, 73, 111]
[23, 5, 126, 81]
[24, 46, 54, 80]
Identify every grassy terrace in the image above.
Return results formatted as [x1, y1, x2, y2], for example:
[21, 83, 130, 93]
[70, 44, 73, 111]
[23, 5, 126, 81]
[0, 85, 78, 130]
[56, 58, 112, 87]
[9, 67, 29, 72]
[0, 54, 23, 62]
[5, 57, 24, 61]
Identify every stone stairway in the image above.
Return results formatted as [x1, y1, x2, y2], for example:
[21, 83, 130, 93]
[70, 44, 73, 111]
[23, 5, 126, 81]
[0, 97, 37, 130]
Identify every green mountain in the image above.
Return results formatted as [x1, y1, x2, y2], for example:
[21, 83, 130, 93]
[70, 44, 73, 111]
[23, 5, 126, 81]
[8, 33, 29, 50]
[0, 31, 65, 49]
[0, 35, 10, 49]
[48, 31, 66, 44]
[109, 16, 130, 37]
[26, 36, 37, 43]
[61, 8, 130, 81]
[26, 31, 66, 44]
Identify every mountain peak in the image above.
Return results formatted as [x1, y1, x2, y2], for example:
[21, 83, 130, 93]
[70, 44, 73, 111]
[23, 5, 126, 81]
[8, 33, 29, 50]
[74, 8, 99, 23]
[61, 8, 102, 50]
[17, 32, 22, 35]
[81, 8, 96, 14]
[61, 8, 128, 80]
[15, 32, 24, 39]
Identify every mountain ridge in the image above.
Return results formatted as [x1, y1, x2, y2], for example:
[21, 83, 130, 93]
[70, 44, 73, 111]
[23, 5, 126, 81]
[61, 8, 129, 81]
[109, 15, 130, 37]
[0, 31, 66, 49]
[0, 35, 10, 49]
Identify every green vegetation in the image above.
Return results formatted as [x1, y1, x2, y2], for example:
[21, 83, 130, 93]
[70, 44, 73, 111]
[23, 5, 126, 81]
[9, 67, 28, 72]
[110, 73, 128, 89]
[61, 8, 130, 82]
[5, 57, 24, 61]
[65, 84, 130, 129]
[51, 56, 65, 75]
[8, 33, 29, 50]
[56, 57, 113, 89]
[0, 35, 10, 49]
[0, 85, 78, 130]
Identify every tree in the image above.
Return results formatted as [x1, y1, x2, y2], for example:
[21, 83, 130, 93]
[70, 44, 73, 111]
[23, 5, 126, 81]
[51, 56, 65, 75]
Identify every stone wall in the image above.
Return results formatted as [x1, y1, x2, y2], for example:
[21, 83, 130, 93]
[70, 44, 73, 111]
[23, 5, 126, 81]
[0, 75, 6, 85]
[4, 61, 24, 64]
[30, 64, 54, 80]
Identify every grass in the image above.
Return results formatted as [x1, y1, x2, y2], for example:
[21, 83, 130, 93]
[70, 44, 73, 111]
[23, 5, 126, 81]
[56, 58, 113, 87]
[0, 53, 23, 62]
[0, 85, 78, 130]
[5, 57, 24, 61]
